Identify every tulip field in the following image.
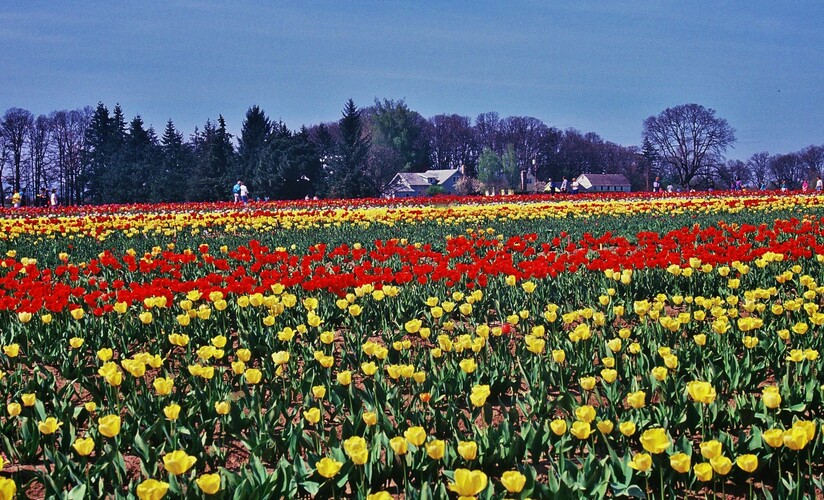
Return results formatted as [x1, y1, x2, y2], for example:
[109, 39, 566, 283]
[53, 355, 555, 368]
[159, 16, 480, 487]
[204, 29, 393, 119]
[1, 192, 824, 499]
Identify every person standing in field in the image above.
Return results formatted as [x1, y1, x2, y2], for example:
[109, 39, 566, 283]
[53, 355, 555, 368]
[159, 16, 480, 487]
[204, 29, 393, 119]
[571, 177, 579, 195]
[239, 182, 249, 204]
[50, 189, 58, 208]
[816, 176, 823, 192]
[560, 177, 568, 194]
[653, 176, 661, 192]
[232, 181, 242, 203]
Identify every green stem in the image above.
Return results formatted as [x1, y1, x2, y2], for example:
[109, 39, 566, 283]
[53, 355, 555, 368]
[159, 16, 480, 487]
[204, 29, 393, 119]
[659, 466, 664, 500]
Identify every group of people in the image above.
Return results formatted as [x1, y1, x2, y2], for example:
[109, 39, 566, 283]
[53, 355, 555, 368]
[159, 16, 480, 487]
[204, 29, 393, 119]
[232, 181, 249, 204]
[544, 177, 580, 194]
[9, 188, 58, 208]
[653, 175, 824, 193]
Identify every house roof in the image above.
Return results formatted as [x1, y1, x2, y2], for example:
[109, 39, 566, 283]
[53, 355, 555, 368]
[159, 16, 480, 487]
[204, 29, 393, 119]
[577, 173, 631, 189]
[389, 169, 461, 188]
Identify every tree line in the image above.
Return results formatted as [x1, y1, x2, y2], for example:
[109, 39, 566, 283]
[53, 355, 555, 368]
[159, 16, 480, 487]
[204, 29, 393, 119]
[1, 100, 822, 205]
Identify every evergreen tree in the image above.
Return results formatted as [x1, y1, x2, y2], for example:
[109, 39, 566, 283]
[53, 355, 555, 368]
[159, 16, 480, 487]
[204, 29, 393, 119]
[236, 105, 272, 187]
[308, 123, 336, 197]
[191, 116, 234, 201]
[83, 103, 113, 204]
[160, 120, 190, 202]
[267, 126, 322, 200]
[329, 99, 372, 198]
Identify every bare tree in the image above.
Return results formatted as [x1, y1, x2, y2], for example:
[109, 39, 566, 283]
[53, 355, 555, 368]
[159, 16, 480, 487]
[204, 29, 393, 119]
[28, 114, 53, 198]
[769, 153, 805, 188]
[1, 108, 34, 194]
[746, 152, 771, 188]
[428, 114, 477, 172]
[0, 133, 7, 206]
[642, 104, 736, 187]
[799, 145, 824, 179]
[51, 107, 92, 205]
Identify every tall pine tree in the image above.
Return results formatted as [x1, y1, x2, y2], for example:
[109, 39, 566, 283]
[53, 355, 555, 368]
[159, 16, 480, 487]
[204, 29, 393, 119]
[236, 106, 271, 187]
[329, 99, 372, 198]
[160, 120, 191, 202]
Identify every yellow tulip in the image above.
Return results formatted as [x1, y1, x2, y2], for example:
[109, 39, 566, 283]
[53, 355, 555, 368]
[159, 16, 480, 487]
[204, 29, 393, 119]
[22, 393, 36, 406]
[163, 450, 197, 475]
[136, 479, 169, 500]
[271, 351, 290, 365]
[457, 440, 478, 460]
[597, 420, 614, 434]
[639, 428, 670, 454]
[626, 391, 646, 409]
[619, 421, 636, 437]
[153, 377, 174, 396]
[389, 436, 408, 455]
[459, 358, 477, 374]
[570, 421, 592, 440]
[2, 344, 20, 358]
[686, 381, 717, 404]
[469, 384, 491, 407]
[762, 428, 784, 448]
[425, 439, 446, 460]
[72, 437, 95, 456]
[736, 454, 758, 473]
[98, 414, 121, 438]
[361, 362, 378, 376]
[448, 469, 488, 498]
[69, 337, 84, 349]
[575, 405, 596, 423]
[404, 426, 427, 447]
[38, 416, 62, 435]
[362, 411, 378, 426]
[315, 457, 343, 478]
[651, 366, 668, 381]
[710, 455, 732, 475]
[214, 401, 231, 415]
[303, 408, 321, 425]
[601, 369, 617, 383]
[344, 436, 369, 465]
[762, 386, 781, 409]
[366, 492, 392, 500]
[244, 368, 263, 385]
[699, 440, 722, 460]
[628, 452, 652, 472]
[6, 403, 21, 417]
[550, 419, 567, 436]
[163, 404, 181, 421]
[337, 370, 352, 386]
[669, 452, 691, 473]
[783, 426, 810, 451]
[195, 473, 221, 495]
[500, 470, 526, 493]
[693, 462, 713, 482]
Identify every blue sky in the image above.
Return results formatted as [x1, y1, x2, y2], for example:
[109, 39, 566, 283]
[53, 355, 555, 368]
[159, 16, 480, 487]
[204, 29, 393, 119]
[2, 1, 822, 160]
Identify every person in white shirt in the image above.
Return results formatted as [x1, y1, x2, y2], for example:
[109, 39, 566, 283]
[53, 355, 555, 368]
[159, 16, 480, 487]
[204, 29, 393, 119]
[816, 177, 823, 192]
[239, 182, 249, 203]
[50, 189, 58, 208]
